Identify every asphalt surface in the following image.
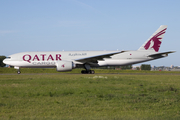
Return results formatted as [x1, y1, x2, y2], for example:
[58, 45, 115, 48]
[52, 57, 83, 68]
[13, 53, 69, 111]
[1, 73, 180, 75]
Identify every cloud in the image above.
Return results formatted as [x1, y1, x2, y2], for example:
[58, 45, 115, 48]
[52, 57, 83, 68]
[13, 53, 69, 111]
[57, 21, 88, 27]
[0, 30, 17, 35]
[58, 21, 78, 27]
[72, 0, 101, 14]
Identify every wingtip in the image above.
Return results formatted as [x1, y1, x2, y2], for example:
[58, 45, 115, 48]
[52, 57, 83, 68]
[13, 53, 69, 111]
[170, 51, 176, 53]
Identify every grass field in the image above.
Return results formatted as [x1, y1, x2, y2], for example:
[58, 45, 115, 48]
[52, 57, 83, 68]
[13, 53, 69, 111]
[1, 67, 180, 74]
[1, 68, 180, 119]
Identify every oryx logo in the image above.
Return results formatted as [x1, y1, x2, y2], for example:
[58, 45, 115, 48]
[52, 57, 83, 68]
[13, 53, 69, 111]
[61, 64, 65, 68]
[144, 28, 167, 52]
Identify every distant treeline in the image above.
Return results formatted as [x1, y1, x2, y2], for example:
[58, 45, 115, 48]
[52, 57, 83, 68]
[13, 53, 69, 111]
[0, 56, 6, 67]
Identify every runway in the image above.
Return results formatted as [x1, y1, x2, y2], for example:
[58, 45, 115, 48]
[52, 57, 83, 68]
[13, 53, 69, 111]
[1, 73, 180, 76]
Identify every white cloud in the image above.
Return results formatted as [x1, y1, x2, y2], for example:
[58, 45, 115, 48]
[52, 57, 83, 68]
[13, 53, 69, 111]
[57, 20, 88, 27]
[72, 0, 101, 14]
[0, 30, 17, 35]
[58, 21, 78, 27]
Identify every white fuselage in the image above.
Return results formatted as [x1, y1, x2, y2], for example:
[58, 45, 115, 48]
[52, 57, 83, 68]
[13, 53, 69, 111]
[3, 50, 162, 68]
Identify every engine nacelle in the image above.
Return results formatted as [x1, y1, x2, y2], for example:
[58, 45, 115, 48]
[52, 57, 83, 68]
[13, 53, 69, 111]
[56, 61, 75, 72]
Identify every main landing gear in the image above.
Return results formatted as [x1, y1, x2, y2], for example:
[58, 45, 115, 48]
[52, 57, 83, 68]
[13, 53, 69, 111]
[81, 64, 95, 74]
[81, 70, 95, 74]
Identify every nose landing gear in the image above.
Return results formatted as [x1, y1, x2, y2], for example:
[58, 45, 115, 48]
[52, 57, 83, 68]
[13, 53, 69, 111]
[17, 70, 21, 74]
[14, 66, 21, 74]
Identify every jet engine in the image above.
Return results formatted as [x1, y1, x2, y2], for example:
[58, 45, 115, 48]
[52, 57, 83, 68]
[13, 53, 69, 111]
[56, 61, 75, 72]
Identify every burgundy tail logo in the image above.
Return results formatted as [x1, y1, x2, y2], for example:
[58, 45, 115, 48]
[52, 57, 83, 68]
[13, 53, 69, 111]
[144, 28, 167, 52]
[61, 64, 65, 68]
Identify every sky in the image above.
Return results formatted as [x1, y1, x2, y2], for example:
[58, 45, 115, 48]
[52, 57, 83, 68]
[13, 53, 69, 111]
[0, 0, 179, 66]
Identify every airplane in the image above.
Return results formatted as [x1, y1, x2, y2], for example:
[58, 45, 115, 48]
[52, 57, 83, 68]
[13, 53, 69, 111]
[3, 25, 175, 74]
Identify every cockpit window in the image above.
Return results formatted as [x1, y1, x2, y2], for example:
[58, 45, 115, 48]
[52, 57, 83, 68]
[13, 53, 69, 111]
[6, 57, 11, 59]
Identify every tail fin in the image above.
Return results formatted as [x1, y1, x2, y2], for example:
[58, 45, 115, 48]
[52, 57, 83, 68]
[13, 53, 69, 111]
[138, 25, 168, 52]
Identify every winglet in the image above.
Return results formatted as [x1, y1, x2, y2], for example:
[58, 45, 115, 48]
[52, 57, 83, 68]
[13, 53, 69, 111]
[138, 25, 168, 52]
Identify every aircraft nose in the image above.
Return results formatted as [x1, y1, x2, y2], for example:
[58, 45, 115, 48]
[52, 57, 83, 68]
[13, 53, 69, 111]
[3, 59, 9, 65]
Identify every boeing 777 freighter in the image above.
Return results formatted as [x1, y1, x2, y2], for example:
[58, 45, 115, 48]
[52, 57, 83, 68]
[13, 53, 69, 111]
[3, 25, 175, 74]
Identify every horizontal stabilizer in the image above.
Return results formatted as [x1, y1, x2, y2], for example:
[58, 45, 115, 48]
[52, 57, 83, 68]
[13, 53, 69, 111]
[147, 51, 175, 57]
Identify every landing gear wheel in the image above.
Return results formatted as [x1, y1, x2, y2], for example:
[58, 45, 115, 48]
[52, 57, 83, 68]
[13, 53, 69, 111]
[17, 70, 21, 74]
[81, 70, 95, 74]
[81, 70, 88, 74]
[81, 70, 86, 74]
[91, 70, 95, 74]
[88, 70, 91, 74]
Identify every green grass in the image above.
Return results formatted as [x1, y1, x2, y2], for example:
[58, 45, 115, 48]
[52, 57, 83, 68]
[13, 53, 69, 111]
[1, 67, 180, 74]
[0, 73, 180, 119]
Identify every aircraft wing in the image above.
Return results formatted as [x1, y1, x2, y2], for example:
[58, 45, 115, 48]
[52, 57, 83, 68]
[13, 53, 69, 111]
[75, 51, 126, 63]
[147, 51, 175, 57]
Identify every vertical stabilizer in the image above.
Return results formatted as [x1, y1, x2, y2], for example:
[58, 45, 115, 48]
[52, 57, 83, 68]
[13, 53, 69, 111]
[138, 25, 167, 52]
